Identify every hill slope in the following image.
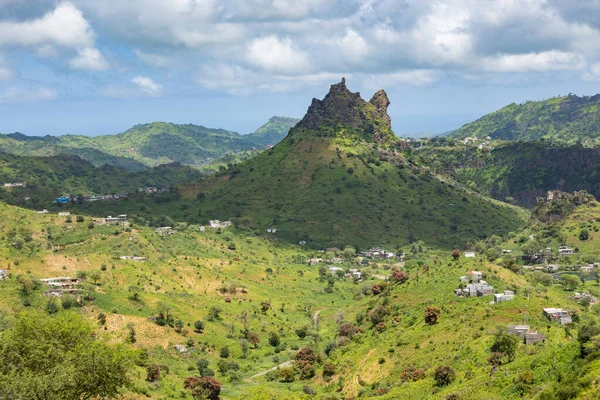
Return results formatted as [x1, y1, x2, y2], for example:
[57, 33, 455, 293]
[450, 94, 600, 143]
[0, 116, 299, 169]
[182, 79, 527, 249]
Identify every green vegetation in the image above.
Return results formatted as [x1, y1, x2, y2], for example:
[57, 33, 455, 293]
[450, 93, 600, 143]
[0, 116, 298, 170]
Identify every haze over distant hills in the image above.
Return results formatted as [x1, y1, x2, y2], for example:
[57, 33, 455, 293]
[0, 116, 299, 171]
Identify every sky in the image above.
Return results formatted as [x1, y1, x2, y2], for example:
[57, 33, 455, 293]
[1, 0, 600, 136]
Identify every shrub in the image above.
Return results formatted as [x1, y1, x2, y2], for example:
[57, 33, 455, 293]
[183, 376, 221, 400]
[194, 320, 204, 332]
[368, 305, 389, 325]
[580, 229, 589, 241]
[219, 347, 230, 358]
[338, 322, 360, 338]
[247, 332, 260, 348]
[424, 305, 441, 325]
[279, 367, 296, 382]
[451, 249, 460, 260]
[323, 362, 336, 377]
[146, 364, 161, 382]
[268, 332, 281, 347]
[390, 269, 409, 284]
[434, 365, 456, 386]
[295, 325, 309, 339]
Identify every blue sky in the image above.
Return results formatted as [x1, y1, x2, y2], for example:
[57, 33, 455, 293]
[1, 0, 600, 136]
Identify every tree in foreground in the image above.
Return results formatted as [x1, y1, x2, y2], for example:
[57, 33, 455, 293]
[490, 331, 519, 363]
[390, 269, 409, 284]
[184, 376, 221, 400]
[451, 249, 460, 260]
[0, 310, 133, 400]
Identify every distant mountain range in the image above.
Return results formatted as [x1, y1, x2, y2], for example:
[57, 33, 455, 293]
[450, 94, 600, 143]
[0, 116, 299, 171]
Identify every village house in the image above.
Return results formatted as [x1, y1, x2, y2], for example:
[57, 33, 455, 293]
[266, 228, 277, 233]
[209, 220, 233, 229]
[299, 240, 307, 245]
[494, 290, 515, 303]
[455, 282, 494, 297]
[198, 226, 206, 232]
[58, 212, 71, 217]
[507, 325, 546, 345]
[558, 246, 574, 256]
[0, 269, 7, 280]
[570, 292, 598, 304]
[543, 308, 572, 324]
[40, 276, 81, 297]
[307, 258, 323, 265]
[460, 271, 484, 283]
[361, 248, 395, 259]
[104, 215, 128, 226]
[37, 209, 49, 214]
[347, 269, 363, 279]
[545, 264, 560, 273]
[328, 266, 344, 274]
[3, 182, 25, 188]
[580, 264, 595, 273]
[155, 227, 177, 236]
[120, 256, 147, 262]
[464, 252, 476, 258]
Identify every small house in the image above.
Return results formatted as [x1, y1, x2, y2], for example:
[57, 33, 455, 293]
[558, 246, 574, 256]
[543, 308, 572, 324]
[455, 282, 494, 297]
[507, 325, 546, 344]
[120, 256, 147, 262]
[199, 226, 206, 232]
[580, 265, 594, 273]
[494, 290, 515, 303]
[266, 228, 277, 233]
[0, 269, 7, 280]
[40, 276, 81, 296]
[37, 209, 49, 214]
[545, 264, 560, 272]
[328, 266, 344, 273]
[464, 252, 476, 258]
[507, 325, 530, 337]
[299, 241, 307, 245]
[524, 332, 546, 345]
[58, 212, 71, 217]
[155, 227, 176, 236]
[56, 196, 70, 204]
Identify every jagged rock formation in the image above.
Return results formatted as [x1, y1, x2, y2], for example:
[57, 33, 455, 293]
[533, 190, 596, 224]
[296, 78, 396, 144]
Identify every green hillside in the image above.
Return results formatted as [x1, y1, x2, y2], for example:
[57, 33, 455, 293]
[178, 79, 527, 249]
[0, 152, 202, 208]
[0, 116, 299, 170]
[418, 141, 600, 208]
[450, 94, 600, 143]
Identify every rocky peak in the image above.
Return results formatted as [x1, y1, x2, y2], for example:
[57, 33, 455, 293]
[295, 78, 395, 143]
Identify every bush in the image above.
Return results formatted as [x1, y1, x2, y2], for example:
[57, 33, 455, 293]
[338, 322, 360, 338]
[146, 364, 161, 382]
[580, 229, 589, 241]
[194, 320, 204, 332]
[424, 305, 441, 325]
[490, 331, 519, 363]
[434, 365, 456, 386]
[451, 249, 460, 260]
[295, 325, 309, 339]
[279, 367, 296, 382]
[183, 376, 221, 400]
[268, 332, 281, 347]
[390, 269, 409, 284]
[323, 362, 336, 377]
[368, 305, 389, 325]
[219, 346, 230, 358]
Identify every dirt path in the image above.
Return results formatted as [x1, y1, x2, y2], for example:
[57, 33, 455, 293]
[247, 360, 294, 381]
[313, 309, 321, 325]
[353, 349, 375, 391]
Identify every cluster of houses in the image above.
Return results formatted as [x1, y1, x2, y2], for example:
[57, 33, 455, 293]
[326, 265, 363, 280]
[507, 325, 546, 345]
[208, 220, 233, 229]
[361, 248, 396, 259]
[120, 256, 146, 262]
[543, 308, 572, 324]
[54, 187, 169, 204]
[570, 292, 598, 304]
[454, 271, 515, 304]
[3, 182, 25, 188]
[523, 263, 597, 275]
[92, 215, 128, 226]
[40, 276, 82, 297]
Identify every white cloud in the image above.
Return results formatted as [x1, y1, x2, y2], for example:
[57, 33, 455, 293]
[132, 76, 163, 96]
[0, 57, 12, 81]
[480, 51, 586, 73]
[0, 2, 95, 49]
[246, 36, 310, 75]
[0, 87, 57, 103]
[339, 29, 369, 61]
[583, 63, 600, 81]
[99, 76, 163, 98]
[363, 70, 441, 89]
[134, 50, 170, 68]
[69, 47, 109, 70]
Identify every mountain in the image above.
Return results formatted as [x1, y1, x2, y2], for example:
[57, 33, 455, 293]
[245, 116, 300, 146]
[0, 152, 202, 207]
[181, 79, 526, 249]
[450, 93, 600, 143]
[0, 116, 299, 170]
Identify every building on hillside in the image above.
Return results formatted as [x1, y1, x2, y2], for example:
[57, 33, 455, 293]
[198, 226, 206, 232]
[507, 325, 546, 344]
[464, 252, 476, 258]
[460, 271, 483, 283]
[455, 282, 494, 297]
[3, 182, 25, 188]
[558, 246, 574, 256]
[104, 215, 128, 226]
[545, 264, 560, 272]
[209, 220, 233, 229]
[266, 228, 277, 233]
[56, 196, 70, 204]
[37, 209, 49, 214]
[543, 308, 572, 324]
[494, 290, 515, 303]
[307, 258, 323, 265]
[299, 240, 306, 245]
[580, 265, 595, 273]
[58, 212, 71, 216]
[120, 256, 147, 262]
[0, 269, 7, 280]
[502, 249, 512, 254]
[155, 227, 176, 236]
[361, 248, 395, 258]
[347, 269, 363, 279]
[41, 276, 81, 297]
[570, 292, 598, 304]
[328, 266, 344, 273]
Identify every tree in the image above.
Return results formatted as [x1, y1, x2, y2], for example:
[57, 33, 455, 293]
[207, 306, 222, 321]
[219, 346, 230, 358]
[451, 249, 460, 260]
[0, 311, 133, 400]
[268, 332, 281, 347]
[247, 332, 260, 348]
[580, 229, 589, 241]
[146, 364, 161, 382]
[491, 331, 519, 362]
[90, 270, 101, 284]
[175, 319, 184, 333]
[295, 325, 309, 340]
[390, 269, 409, 284]
[261, 301, 271, 313]
[196, 359, 209, 375]
[279, 367, 296, 382]
[424, 305, 441, 325]
[561, 274, 581, 291]
[184, 376, 221, 400]
[239, 340, 249, 358]
[194, 320, 204, 332]
[368, 305, 389, 325]
[433, 365, 456, 386]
